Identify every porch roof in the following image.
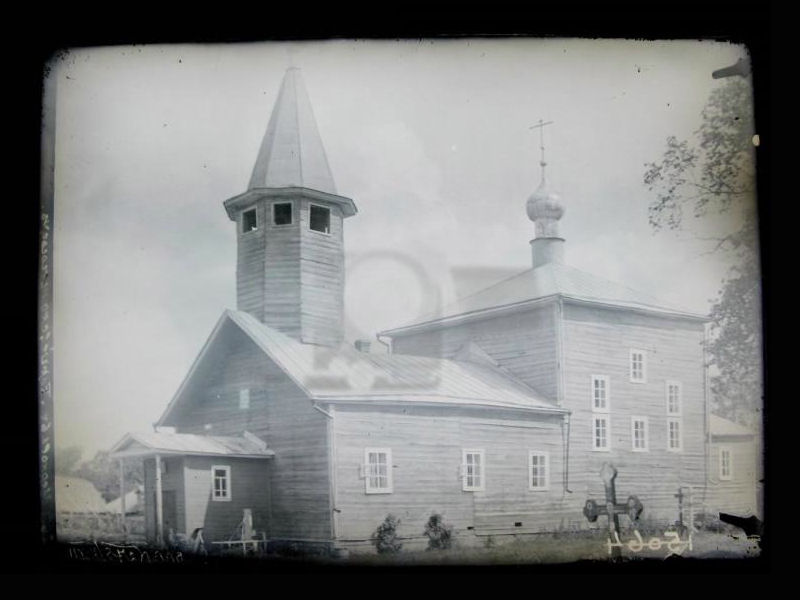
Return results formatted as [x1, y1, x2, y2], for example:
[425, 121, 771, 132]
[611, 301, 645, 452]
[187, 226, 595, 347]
[109, 431, 275, 460]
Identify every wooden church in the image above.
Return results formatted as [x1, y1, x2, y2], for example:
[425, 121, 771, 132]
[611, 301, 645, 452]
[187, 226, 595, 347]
[111, 67, 713, 553]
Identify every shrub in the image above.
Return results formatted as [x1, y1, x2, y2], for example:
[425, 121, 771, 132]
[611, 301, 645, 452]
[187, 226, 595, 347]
[372, 514, 403, 554]
[424, 514, 453, 550]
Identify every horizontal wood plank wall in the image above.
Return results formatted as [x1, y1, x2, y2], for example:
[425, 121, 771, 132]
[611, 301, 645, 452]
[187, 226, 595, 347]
[166, 324, 332, 541]
[332, 405, 581, 542]
[142, 457, 185, 543]
[707, 438, 759, 517]
[237, 202, 268, 321]
[262, 197, 302, 338]
[182, 456, 270, 543]
[299, 199, 344, 347]
[561, 302, 707, 524]
[391, 305, 558, 399]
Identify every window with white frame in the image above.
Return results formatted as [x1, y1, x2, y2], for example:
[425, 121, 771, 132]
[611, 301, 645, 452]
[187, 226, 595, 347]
[666, 381, 682, 415]
[667, 418, 682, 451]
[719, 447, 733, 480]
[528, 451, 550, 490]
[364, 448, 392, 494]
[462, 449, 485, 491]
[591, 375, 610, 412]
[592, 415, 610, 451]
[211, 465, 231, 501]
[631, 416, 649, 452]
[630, 349, 646, 383]
[239, 388, 250, 410]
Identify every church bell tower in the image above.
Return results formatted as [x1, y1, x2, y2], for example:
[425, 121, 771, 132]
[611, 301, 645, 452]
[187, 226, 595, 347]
[223, 68, 357, 347]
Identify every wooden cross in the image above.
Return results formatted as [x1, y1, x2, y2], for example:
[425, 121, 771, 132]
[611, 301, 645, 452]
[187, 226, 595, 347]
[674, 487, 687, 536]
[528, 119, 554, 170]
[583, 463, 644, 559]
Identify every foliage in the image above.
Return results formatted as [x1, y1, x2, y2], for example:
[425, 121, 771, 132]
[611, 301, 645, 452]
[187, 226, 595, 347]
[371, 514, 403, 554]
[424, 513, 453, 550]
[55, 445, 84, 475]
[643, 77, 761, 427]
[75, 450, 144, 503]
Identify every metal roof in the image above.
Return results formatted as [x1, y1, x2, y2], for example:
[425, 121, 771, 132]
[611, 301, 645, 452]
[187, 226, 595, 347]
[110, 431, 275, 459]
[248, 67, 337, 195]
[709, 414, 754, 437]
[226, 310, 560, 412]
[382, 262, 707, 335]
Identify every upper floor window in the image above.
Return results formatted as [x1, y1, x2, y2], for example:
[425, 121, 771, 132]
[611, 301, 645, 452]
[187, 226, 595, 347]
[719, 447, 733, 480]
[272, 202, 293, 226]
[631, 416, 649, 452]
[211, 465, 231, 501]
[238, 388, 250, 410]
[667, 418, 683, 452]
[364, 448, 392, 494]
[462, 449, 485, 492]
[630, 349, 647, 383]
[528, 451, 550, 491]
[242, 208, 258, 233]
[592, 415, 610, 451]
[666, 381, 682, 415]
[591, 375, 610, 412]
[309, 204, 331, 234]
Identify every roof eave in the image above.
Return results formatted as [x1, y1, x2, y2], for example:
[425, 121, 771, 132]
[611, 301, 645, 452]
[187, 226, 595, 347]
[380, 293, 708, 338]
[314, 395, 569, 415]
[223, 187, 357, 220]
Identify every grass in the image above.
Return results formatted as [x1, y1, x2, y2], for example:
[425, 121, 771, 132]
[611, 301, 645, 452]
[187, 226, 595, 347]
[345, 529, 761, 566]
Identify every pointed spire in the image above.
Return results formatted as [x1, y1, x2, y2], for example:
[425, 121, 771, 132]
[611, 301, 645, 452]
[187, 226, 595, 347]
[248, 68, 337, 195]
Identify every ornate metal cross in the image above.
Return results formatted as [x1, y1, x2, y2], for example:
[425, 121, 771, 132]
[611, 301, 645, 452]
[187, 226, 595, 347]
[529, 118, 554, 172]
[583, 463, 644, 559]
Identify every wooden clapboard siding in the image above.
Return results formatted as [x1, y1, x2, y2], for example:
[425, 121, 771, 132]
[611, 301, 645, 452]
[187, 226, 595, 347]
[299, 199, 344, 346]
[707, 438, 759, 517]
[391, 305, 558, 399]
[561, 302, 707, 522]
[182, 456, 270, 543]
[332, 404, 577, 542]
[236, 202, 268, 320]
[234, 196, 344, 346]
[166, 323, 333, 541]
[143, 457, 185, 543]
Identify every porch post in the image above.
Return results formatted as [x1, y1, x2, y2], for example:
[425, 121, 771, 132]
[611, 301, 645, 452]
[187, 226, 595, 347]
[119, 458, 127, 540]
[155, 454, 164, 546]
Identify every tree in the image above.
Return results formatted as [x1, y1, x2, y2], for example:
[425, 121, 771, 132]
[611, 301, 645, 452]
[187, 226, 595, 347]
[643, 77, 761, 427]
[75, 450, 144, 503]
[55, 445, 84, 475]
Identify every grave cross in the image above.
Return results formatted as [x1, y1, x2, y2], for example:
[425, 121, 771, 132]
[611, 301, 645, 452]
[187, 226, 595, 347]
[583, 463, 644, 559]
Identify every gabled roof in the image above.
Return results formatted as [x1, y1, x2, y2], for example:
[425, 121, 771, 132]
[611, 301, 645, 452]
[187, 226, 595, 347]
[248, 67, 337, 195]
[381, 261, 708, 336]
[110, 431, 275, 460]
[158, 310, 564, 425]
[55, 476, 110, 514]
[106, 484, 144, 515]
[710, 414, 754, 437]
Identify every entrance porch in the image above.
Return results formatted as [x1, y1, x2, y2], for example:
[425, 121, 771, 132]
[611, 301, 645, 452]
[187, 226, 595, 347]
[110, 431, 274, 550]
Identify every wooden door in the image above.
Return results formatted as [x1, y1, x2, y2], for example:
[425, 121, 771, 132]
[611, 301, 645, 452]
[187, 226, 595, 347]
[162, 490, 178, 536]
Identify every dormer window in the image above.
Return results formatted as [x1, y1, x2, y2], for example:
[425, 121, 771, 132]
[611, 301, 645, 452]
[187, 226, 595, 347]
[309, 204, 331, 234]
[273, 202, 293, 226]
[242, 208, 258, 233]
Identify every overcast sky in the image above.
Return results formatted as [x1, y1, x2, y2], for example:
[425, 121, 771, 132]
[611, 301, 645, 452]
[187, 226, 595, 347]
[49, 38, 755, 460]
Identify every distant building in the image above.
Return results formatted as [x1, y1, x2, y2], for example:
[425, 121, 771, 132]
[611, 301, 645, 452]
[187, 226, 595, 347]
[706, 414, 759, 518]
[111, 68, 749, 553]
